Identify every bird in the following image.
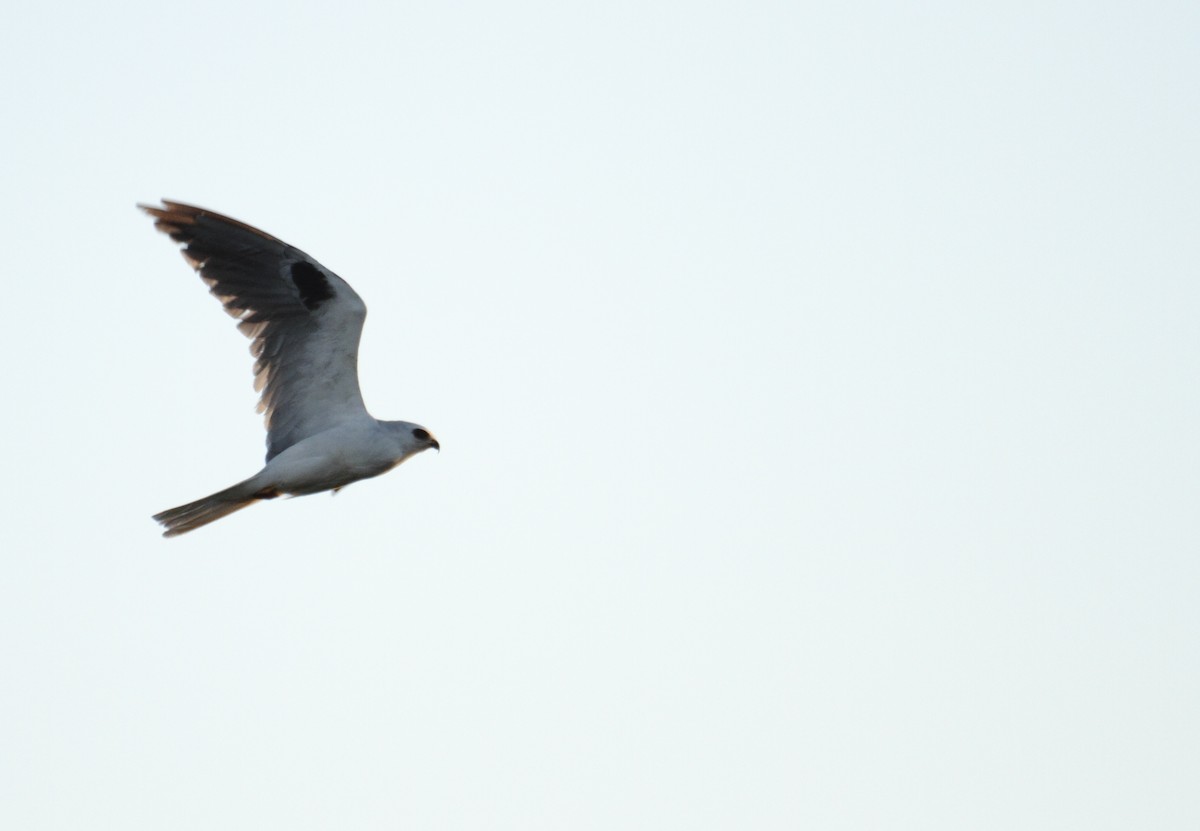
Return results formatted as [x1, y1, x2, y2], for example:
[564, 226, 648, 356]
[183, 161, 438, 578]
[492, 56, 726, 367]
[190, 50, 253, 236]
[140, 200, 440, 537]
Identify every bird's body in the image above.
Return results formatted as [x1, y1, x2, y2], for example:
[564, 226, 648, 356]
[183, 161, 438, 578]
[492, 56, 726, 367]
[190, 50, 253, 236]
[141, 200, 439, 537]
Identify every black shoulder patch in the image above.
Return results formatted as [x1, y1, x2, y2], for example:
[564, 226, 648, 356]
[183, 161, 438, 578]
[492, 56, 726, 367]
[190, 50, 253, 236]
[290, 261, 335, 310]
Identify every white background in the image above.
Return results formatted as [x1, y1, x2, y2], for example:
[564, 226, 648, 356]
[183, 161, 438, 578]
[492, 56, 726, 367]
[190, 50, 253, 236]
[2, 1, 1198, 828]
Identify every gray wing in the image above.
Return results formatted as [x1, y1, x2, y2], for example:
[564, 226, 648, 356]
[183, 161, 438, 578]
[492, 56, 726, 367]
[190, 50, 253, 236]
[142, 200, 370, 462]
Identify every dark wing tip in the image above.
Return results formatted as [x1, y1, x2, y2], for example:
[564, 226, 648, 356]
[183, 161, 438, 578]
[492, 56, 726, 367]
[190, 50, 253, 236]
[137, 199, 285, 244]
[138, 200, 196, 242]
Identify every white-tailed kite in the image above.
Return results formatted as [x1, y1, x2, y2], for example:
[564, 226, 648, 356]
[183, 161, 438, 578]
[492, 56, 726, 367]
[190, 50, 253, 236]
[141, 200, 439, 537]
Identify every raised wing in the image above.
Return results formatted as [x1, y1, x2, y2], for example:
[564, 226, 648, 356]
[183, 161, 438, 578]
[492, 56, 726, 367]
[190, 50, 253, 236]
[141, 200, 370, 461]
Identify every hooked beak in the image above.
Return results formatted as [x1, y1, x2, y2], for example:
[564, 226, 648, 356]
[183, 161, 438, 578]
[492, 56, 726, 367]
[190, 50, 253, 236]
[430, 439, 440, 452]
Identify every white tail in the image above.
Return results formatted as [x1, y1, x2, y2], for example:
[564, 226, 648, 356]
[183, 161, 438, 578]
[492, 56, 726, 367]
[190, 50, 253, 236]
[153, 479, 280, 537]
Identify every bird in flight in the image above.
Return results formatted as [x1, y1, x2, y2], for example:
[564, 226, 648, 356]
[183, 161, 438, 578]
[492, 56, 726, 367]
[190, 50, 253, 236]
[141, 200, 440, 537]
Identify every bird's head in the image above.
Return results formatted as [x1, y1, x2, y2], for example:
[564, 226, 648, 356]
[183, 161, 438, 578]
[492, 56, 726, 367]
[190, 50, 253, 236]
[409, 424, 440, 453]
[389, 421, 440, 456]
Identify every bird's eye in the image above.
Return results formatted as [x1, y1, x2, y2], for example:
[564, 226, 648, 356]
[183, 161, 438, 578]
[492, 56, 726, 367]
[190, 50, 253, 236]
[412, 428, 430, 441]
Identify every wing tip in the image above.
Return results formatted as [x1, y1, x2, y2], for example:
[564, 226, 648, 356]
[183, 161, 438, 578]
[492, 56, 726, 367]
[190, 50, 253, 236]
[138, 199, 202, 242]
[137, 199, 284, 244]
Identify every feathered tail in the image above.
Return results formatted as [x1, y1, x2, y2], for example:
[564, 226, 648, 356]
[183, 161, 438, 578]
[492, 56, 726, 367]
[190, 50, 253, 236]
[153, 479, 280, 537]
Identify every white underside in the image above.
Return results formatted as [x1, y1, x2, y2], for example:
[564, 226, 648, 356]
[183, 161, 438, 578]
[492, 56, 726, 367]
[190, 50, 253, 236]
[254, 417, 409, 496]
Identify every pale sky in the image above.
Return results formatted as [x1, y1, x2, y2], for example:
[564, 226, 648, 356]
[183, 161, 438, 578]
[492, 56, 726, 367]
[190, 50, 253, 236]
[2, 1, 1198, 828]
